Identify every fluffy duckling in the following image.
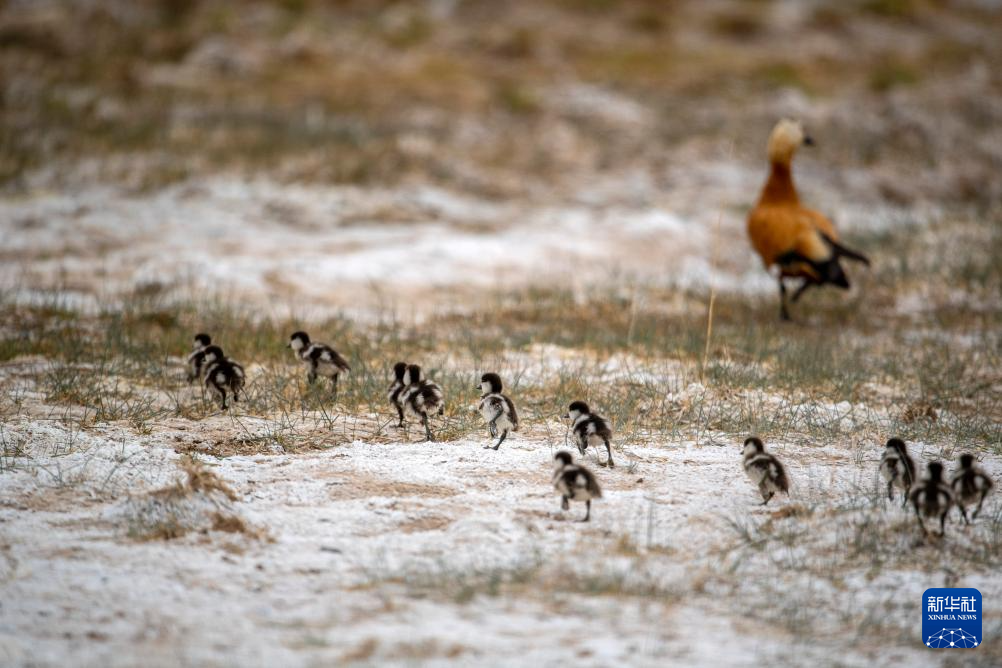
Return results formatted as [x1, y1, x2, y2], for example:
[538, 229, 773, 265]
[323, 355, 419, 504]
[747, 119, 870, 320]
[552, 451, 602, 522]
[401, 364, 444, 441]
[879, 437, 917, 506]
[742, 437, 789, 505]
[909, 461, 954, 537]
[288, 331, 351, 397]
[387, 362, 408, 428]
[563, 401, 614, 468]
[477, 373, 519, 450]
[202, 345, 245, 410]
[951, 453, 993, 524]
[186, 333, 212, 383]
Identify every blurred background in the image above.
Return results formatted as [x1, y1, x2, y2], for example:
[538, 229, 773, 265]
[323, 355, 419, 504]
[2, 0, 1001, 311]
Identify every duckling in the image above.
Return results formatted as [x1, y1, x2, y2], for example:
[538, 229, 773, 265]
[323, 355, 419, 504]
[387, 362, 408, 428]
[477, 373, 519, 450]
[202, 345, 245, 411]
[552, 451, 602, 522]
[288, 331, 351, 398]
[747, 119, 870, 320]
[951, 453, 993, 524]
[879, 437, 917, 506]
[401, 364, 444, 441]
[186, 333, 212, 383]
[742, 437, 789, 505]
[563, 401, 614, 467]
[909, 461, 954, 537]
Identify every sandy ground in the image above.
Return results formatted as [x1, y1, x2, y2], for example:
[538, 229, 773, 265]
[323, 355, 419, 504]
[1, 364, 999, 667]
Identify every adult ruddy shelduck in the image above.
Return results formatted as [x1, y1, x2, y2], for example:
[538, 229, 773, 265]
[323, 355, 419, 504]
[748, 119, 870, 320]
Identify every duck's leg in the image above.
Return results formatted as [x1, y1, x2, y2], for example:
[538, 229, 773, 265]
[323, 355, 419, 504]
[603, 438, 615, 468]
[939, 510, 948, 537]
[561, 496, 569, 512]
[423, 413, 434, 442]
[395, 405, 405, 428]
[886, 479, 894, 501]
[580, 499, 591, 522]
[791, 278, 814, 303]
[779, 276, 791, 321]
[957, 503, 970, 525]
[307, 364, 317, 384]
[331, 374, 339, 401]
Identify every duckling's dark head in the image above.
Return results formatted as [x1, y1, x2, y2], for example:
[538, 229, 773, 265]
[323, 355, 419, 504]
[554, 451, 574, 467]
[393, 361, 408, 381]
[405, 364, 422, 384]
[886, 437, 907, 454]
[203, 345, 225, 363]
[289, 331, 310, 350]
[743, 436, 765, 455]
[479, 372, 502, 393]
[565, 401, 590, 419]
[927, 461, 944, 480]
[193, 333, 211, 348]
[959, 453, 975, 469]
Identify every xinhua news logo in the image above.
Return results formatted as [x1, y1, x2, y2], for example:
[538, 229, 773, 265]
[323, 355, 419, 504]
[923, 588, 982, 649]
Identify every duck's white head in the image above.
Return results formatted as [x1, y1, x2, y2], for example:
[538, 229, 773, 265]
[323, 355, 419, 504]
[767, 118, 813, 165]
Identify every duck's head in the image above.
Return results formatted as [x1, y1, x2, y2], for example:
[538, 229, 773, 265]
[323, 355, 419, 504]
[767, 118, 813, 165]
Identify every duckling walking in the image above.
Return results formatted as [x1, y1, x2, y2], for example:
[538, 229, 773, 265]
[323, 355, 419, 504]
[288, 331, 350, 398]
[747, 119, 870, 320]
[742, 437, 789, 505]
[951, 454, 993, 524]
[564, 401, 614, 467]
[186, 333, 212, 383]
[387, 362, 408, 428]
[401, 364, 444, 441]
[477, 373, 518, 450]
[552, 451, 602, 522]
[910, 462, 954, 537]
[879, 438, 917, 506]
[202, 345, 245, 411]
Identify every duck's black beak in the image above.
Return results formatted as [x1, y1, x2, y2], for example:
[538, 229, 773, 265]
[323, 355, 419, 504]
[803, 135, 815, 147]
[562, 413, 569, 419]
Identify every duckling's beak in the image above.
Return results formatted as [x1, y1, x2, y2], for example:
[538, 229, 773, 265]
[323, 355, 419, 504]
[803, 135, 815, 147]
[474, 385, 481, 390]
[562, 413, 569, 419]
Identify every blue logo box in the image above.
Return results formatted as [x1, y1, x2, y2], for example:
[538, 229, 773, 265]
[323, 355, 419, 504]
[923, 588, 982, 649]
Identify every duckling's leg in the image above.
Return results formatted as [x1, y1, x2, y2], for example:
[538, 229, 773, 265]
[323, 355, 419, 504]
[422, 413, 434, 442]
[939, 510, 948, 537]
[886, 479, 894, 501]
[218, 387, 228, 411]
[331, 374, 339, 401]
[913, 504, 927, 536]
[778, 277, 791, 321]
[395, 405, 405, 428]
[603, 438, 615, 468]
[307, 365, 317, 384]
[580, 500, 591, 522]
[900, 489, 910, 508]
[759, 486, 774, 505]
[973, 490, 989, 520]
[561, 496, 570, 512]
[492, 429, 508, 451]
[957, 503, 970, 525]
